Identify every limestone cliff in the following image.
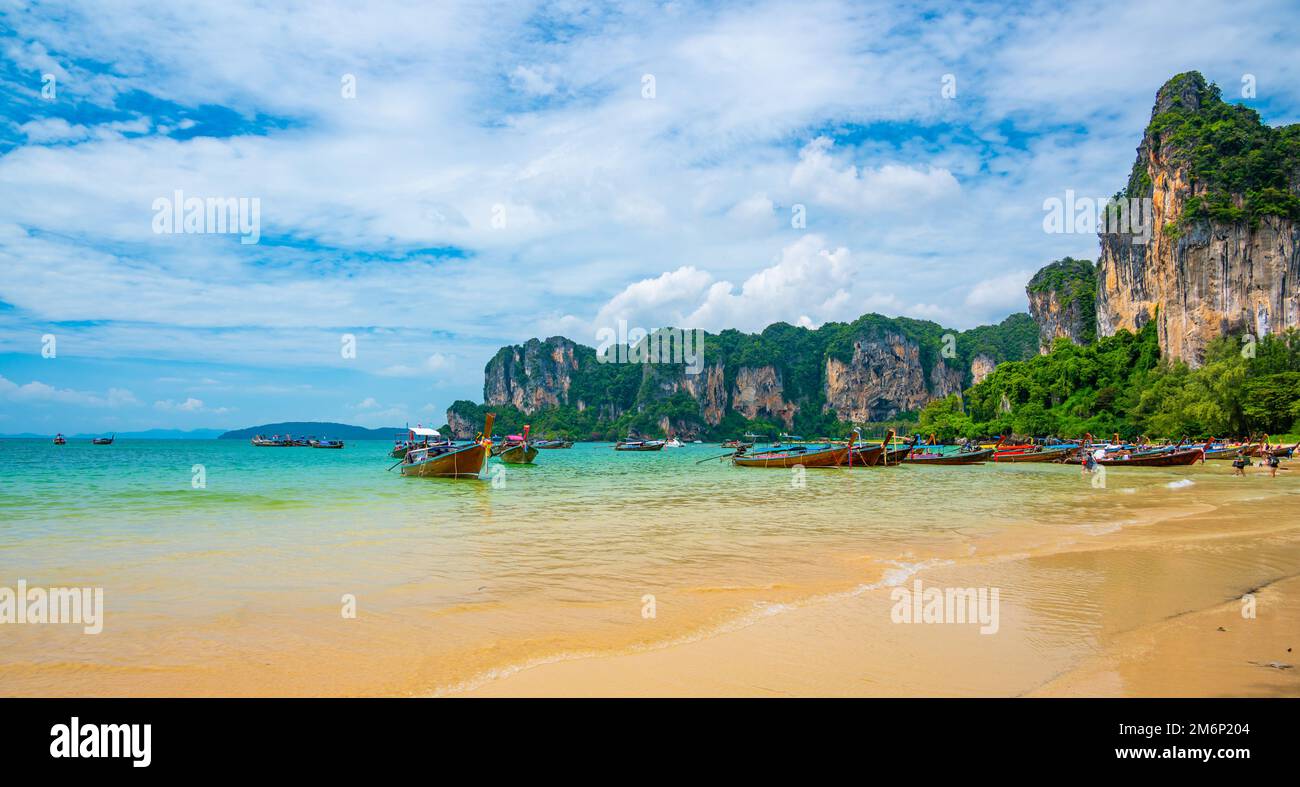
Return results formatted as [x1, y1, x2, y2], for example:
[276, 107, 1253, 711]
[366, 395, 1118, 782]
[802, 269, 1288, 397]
[483, 337, 580, 414]
[1096, 72, 1300, 364]
[450, 311, 1038, 438]
[1026, 257, 1098, 352]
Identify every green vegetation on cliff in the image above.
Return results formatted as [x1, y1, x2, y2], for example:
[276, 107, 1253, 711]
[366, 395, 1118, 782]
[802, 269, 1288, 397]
[1026, 257, 1098, 344]
[918, 324, 1300, 441]
[451, 311, 1039, 440]
[1129, 71, 1300, 228]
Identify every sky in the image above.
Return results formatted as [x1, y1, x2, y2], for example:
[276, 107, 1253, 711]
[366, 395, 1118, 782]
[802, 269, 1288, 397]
[1, 0, 1298, 434]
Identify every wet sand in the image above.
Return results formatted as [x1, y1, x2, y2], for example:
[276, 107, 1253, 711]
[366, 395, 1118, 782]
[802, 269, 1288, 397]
[460, 490, 1300, 697]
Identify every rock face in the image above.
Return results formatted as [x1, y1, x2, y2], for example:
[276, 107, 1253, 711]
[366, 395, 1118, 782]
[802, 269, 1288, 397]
[1095, 72, 1300, 364]
[455, 310, 1040, 436]
[483, 337, 580, 414]
[822, 333, 934, 421]
[1026, 257, 1098, 352]
[970, 353, 997, 384]
[731, 366, 798, 428]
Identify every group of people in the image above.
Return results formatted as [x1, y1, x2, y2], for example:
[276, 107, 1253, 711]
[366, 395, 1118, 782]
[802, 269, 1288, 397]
[1232, 449, 1282, 477]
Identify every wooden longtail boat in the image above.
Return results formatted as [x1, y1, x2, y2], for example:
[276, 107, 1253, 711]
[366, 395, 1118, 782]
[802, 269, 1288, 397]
[534, 439, 573, 449]
[839, 429, 894, 467]
[882, 436, 917, 464]
[993, 444, 1071, 463]
[1066, 439, 1209, 466]
[615, 439, 666, 451]
[496, 424, 539, 464]
[91, 434, 115, 445]
[310, 438, 345, 449]
[53, 433, 66, 445]
[906, 447, 995, 465]
[721, 440, 753, 450]
[391, 426, 448, 458]
[400, 414, 494, 479]
[733, 433, 855, 468]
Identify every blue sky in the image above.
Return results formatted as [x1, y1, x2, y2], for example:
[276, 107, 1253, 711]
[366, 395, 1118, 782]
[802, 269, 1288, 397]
[1, 0, 1298, 434]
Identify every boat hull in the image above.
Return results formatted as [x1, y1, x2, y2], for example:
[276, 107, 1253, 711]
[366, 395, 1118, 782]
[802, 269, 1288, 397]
[498, 444, 539, 464]
[993, 447, 1069, 463]
[615, 442, 665, 451]
[734, 445, 850, 468]
[400, 444, 490, 478]
[1065, 447, 1205, 466]
[839, 442, 885, 467]
[907, 448, 995, 465]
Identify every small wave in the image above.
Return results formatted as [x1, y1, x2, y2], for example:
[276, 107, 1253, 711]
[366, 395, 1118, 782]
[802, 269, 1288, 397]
[1167, 479, 1195, 489]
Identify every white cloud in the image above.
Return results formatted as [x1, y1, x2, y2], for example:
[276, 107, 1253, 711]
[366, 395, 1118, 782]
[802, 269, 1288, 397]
[0, 375, 138, 408]
[789, 137, 961, 213]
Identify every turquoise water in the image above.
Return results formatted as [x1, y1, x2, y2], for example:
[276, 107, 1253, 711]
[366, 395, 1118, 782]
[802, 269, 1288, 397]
[2, 437, 1296, 695]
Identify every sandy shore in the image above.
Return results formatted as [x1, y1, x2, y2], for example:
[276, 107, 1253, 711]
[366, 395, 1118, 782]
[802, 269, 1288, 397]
[459, 492, 1300, 697]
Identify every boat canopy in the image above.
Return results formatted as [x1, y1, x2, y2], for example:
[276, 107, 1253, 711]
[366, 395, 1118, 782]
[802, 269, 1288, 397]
[410, 427, 441, 437]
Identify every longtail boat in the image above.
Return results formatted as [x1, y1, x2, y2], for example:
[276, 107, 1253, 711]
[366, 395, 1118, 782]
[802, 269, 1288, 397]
[310, 438, 345, 449]
[721, 439, 753, 449]
[53, 433, 66, 445]
[993, 444, 1072, 463]
[615, 439, 666, 451]
[733, 433, 854, 468]
[839, 429, 894, 467]
[496, 424, 539, 464]
[91, 434, 115, 445]
[400, 414, 494, 479]
[391, 426, 447, 458]
[252, 434, 292, 447]
[882, 436, 917, 464]
[534, 439, 573, 449]
[906, 447, 995, 464]
[1066, 439, 1209, 466]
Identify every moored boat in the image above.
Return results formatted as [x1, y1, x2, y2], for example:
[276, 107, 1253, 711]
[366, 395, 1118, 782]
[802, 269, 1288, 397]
[733, 433, 854, 468]
[1064, 439, 1209, 466]
[838, 429, 895, 467]
[615, 438, 666, 451]
[993, 444, 1071, 463]
[309, 438, 345, 449]
[907, 446, 995, 465]
[391, 426, 447, 458]
[91, 434, 115, 445]
[400, 414, 494, 479]
[496, 424, 539, 464]
[53, 433, 66, 445]
[534, 439, 573, 449]
[251, 434, 292, 447]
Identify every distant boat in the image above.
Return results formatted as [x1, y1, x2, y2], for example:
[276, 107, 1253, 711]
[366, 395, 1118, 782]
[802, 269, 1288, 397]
[614, 439, 666, 451]
[664, 438, 683, 448]
[309, 438, 345, 449]
[495, 425, 539, 464]
[993, 443, 1072, 463]
[251, 434, 292, 447]
[400, 414, 494, 479]
[52, 433, 66, 445]
[534, 439, 573, 449]
[721, 439, 752, 449]
[91, 434, 115, 445]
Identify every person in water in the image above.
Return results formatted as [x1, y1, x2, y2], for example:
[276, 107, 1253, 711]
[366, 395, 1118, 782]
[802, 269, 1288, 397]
[1231, 450, 1249, 476]
[1264, 451, 1281, 477]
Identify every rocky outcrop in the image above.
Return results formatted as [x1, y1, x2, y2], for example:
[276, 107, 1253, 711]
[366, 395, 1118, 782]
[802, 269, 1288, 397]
[483, 337, 580, 414]
[1026, 257, 1097, 352]
[970, 353, 996, 384]
[731, 366, 798, 428]
[454, 309, 1040, 436]
[822, 332, 933, 421]
[1096, 72, 1300, 364]
[446, 409, 477, 440]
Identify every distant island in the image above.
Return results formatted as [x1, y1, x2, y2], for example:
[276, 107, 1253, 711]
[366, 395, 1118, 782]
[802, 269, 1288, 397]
[218, 422, 404, 440]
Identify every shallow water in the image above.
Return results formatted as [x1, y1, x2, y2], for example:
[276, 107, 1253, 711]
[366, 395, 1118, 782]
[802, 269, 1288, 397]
[1, 439, 1296, 695]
